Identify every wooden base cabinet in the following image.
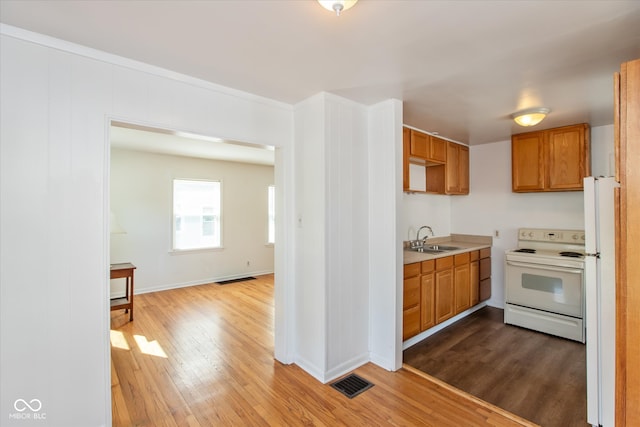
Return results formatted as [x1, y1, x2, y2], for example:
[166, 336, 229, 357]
[470, 250, 480, 306]
[435, 256, 455, 324]
[420, 260, 436, 331]
[403, 248, 491, 341]
[479, 248, 491, 301]
[402, 263, 421, 340]
[454, 252, 471, 314]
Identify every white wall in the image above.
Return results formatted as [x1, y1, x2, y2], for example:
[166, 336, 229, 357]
[402, 194, 451, 241]
[591, 124, 615, 177]
[292, 93, 378, 382]
[324, 95, 371, 379]
[368, 99, 404, 371]
[110, 148, 274, 294]
[293, 94, 327, 379]
[451, 125, 614, 307]
[0, 27, 293, 427]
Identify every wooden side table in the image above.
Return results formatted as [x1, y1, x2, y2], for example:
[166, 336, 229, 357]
[110, 263, 136, 321]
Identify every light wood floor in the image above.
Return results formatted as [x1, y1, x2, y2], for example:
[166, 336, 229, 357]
[111, 274, 537, 426]
[404, 307, 588, 427]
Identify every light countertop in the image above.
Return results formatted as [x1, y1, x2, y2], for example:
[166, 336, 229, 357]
[403, 234, 492, 264]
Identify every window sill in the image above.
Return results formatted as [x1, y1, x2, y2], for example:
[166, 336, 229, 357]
[169, 247, 224, 255]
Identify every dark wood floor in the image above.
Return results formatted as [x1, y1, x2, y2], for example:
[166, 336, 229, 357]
[403, 307, 588, 427]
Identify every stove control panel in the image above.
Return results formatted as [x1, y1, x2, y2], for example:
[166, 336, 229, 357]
[518, 228, 585, 244]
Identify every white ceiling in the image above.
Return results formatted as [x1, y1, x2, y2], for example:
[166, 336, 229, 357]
[2, 0, 640, 151]
[110, 123, 276, 165]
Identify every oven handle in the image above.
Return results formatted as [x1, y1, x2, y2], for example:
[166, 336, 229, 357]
[506, 260, 583, 274]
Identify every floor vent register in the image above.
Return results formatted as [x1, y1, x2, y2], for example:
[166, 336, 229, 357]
[216, 277, 256, 285]
[330, 373, 374, 399]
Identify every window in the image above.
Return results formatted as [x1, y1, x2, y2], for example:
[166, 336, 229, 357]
[173, 179, 221, 250]
[268, 185, 275, 244]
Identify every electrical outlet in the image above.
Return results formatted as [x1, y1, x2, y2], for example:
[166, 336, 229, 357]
[494, 230, 500, 238]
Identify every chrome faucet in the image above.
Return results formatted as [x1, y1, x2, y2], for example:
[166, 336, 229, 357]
[416, 225, 434, 243]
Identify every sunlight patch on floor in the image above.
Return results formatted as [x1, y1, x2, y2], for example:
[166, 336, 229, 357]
[134, 334, 168, 358]
[110, 330, 130, 350]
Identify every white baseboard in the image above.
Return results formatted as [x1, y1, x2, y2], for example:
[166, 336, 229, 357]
[110, 269, 274, 298]
[402, 302, 488, 351]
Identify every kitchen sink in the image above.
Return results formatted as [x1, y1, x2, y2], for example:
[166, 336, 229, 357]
[426, 245, 460, 251]
[408, 244, 461, 253]
[410, 247, 444, 254]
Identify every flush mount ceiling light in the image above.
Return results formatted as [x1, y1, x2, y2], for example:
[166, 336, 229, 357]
[318, 0, 358, 16]
[511, 107, 551, 127]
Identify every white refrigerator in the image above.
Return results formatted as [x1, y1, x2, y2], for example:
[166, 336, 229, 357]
[583, 176, 618, 427]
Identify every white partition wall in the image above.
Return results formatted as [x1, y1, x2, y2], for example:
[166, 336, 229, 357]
[0, 27, 293, 426]
[368, 99, 404, 371]
[292, 93, 382, 382]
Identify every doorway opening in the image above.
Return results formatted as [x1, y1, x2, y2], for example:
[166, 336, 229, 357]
[107, 120, 280, 423]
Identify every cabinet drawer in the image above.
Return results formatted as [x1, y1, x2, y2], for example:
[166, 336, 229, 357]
[469, 250, 479, 262]
[480, 277, 491, 301]
[403, 276, 420, 309]
[421, 259, 435, 273]
[436, 256, 453, 270]
[454, 252, 470, 265]
[480, 247, 491, 258]
[479, 257, 491, 280]
[404, 262, 421, 278]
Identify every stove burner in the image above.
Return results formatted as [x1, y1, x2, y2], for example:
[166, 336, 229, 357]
[514, 248, 536, 253]
[560, 251, 583, 258]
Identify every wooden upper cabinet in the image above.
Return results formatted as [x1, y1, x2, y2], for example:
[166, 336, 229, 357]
[512, 123, 590, 192]
[403, 127, 411, 191]
[547, 125, 590, 190]
[459, 146, 469, 194]
[410, 129, 430, 158]
[403, 127, 468, 195]
[446, 142, 459, 193]
[410, 129, 447, 164]
[512, 131, 545, 191]
[429, 135, 448, 163]
[445, 142, 470, 195]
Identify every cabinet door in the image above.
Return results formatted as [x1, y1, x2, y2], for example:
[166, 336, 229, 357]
[410, 130, 430, 158]
[403, 127, 410, 191]
[445, 143, 469, 195]
[479, 257, 491, 280]
[479, 255, 491, 301]
[459, 145, 469, 194]
[430, 136, 448, 163]
[403, 276, 420, 310]
[547, 124, 590, 190]
[470, 260, 479, 306]
[420, 272, 435, 331]
[453, 253, 470, 314]
[435, 267, 454, 323]
[403, 306, 421, 340]
[512, 132, 545, 191]
[445, 142, 460, 194]
[454, 263, 470, 314]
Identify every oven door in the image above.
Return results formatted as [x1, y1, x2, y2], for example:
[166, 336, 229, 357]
[505, 259, 584, 318]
